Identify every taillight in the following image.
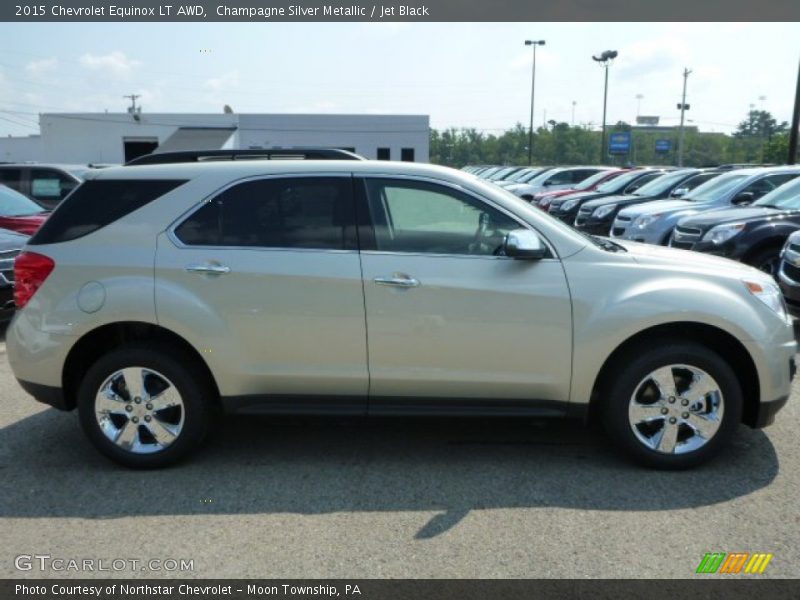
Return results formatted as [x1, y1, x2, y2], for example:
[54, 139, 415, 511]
[14, 251, 55, 309]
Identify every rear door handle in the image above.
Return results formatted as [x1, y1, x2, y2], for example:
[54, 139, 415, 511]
[374, 275, 420, 288]
[185, 263, 231, 274]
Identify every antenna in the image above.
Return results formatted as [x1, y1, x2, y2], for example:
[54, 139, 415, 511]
[124, 94, 142, 121]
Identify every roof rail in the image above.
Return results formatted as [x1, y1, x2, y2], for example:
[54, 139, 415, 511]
[124, 148, 366, 166]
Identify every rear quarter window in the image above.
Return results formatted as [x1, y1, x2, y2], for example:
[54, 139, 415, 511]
[29, 179, 186, 245]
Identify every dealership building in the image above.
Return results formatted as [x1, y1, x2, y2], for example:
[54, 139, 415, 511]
[0, 112, 430, 164]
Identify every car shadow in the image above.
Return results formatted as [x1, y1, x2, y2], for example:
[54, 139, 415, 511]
[0, 408, 779, 538]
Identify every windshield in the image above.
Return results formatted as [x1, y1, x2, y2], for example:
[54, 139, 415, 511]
[573, 170, 616, 191]
[517, 168, 553, 184]
[0, 185, 46, 216]
[754, 177, 800, 209]
[488, 167, 518, 181]
[683, 173, 749, 202]
[596, 170, 645, 193]
[505, 168, 534, 182]
[633, 170, 696, 197]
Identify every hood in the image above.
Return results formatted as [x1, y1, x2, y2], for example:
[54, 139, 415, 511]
[0, 213, 49, 236]
[676, 206, 785, 230]
[581, 193, 637, 210]
[536, 188, 578, 200]
[553, 191, 601, 205]
[618, 198, 701, 218]
[615, 239, 767, 278]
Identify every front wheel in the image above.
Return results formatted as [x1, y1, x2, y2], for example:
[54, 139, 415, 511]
[77, 344, 215, 468]
[602, 341, 742, 469]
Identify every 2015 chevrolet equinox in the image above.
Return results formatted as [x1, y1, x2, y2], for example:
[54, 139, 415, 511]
[7, 160, 796, 469]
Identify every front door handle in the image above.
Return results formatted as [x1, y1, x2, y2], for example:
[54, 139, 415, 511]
[374, 274, 420, 288]
[185, 263, 231, 275]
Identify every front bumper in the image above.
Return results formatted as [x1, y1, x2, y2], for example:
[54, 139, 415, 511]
[17, 379, 71, 411]
[778, 261, 800, 317]
[550, 208, 579, 224]
[574, 218, 613, 236]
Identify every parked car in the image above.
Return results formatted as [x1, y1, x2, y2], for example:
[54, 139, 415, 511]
[7, 159, 794, 470]
[574, 169, 717, 235]
[0, 184, 50, 235]
[611, 167, 800, 246]
[486, 166, 527, 183]
[496, 166, 555, 189]
[532, 168, 625, 210]
[668, 175, 800, 275]
[0, 163, 100, 210]
[0, 227, 27, 321]
[505, 166, 606, 201]
[548, 169, 668, 224]
[778, 230, 800, 317]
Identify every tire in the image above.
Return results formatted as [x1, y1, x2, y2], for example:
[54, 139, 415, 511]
[77, 343, 215, 468]
[746, 247, 781, 279]
[601, 340, 742, 469]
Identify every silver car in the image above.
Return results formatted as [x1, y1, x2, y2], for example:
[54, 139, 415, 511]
[611, 167, 800, 246]
[6, 159, 795, 469]
[505, 166, 607, 201]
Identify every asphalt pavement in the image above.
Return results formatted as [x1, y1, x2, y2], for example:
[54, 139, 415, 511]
[1, 324, 799, 579]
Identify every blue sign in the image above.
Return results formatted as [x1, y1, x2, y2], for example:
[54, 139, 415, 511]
[608, 132, 631, 155]
[655, 139, 672, 153]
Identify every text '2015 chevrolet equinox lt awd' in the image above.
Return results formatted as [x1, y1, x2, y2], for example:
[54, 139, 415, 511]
[7, 160, 796, 469]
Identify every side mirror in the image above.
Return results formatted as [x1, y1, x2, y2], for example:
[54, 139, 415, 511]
[543, 179, 554, 186]
[732, 191, 754, 205]
[671, 187, 689, 198]
[504, 229, 547, 260]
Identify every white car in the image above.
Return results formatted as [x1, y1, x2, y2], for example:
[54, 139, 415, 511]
[505, 166, 608, 201]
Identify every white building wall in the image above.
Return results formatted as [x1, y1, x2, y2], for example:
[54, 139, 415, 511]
[0, 113, 430, 164]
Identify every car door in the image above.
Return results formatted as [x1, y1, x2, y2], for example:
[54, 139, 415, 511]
[28, 168, 81, 210]
[357, 176, 572, 410]
[155, 175, 368, 405]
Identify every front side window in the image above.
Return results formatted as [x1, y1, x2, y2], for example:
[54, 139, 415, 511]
[175, 177, 356, 250]
[364, 179, 519, 256]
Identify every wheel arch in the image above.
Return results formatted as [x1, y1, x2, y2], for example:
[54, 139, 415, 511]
[62, 321, 220, 411]
[587, 322, 760, 427]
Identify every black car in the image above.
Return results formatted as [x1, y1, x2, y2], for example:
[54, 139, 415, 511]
[548, 169, 668, 224]
[778, 230, 800, 316]
[0, 227, 28, 321]
[574, 169, 718, 235]
[669, 175, 800, 275]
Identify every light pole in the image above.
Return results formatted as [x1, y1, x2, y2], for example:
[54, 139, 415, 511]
[677, 68, 692, 167]
[525, 39, 545, 165]
[635, 94, 643, 118]
[592, 50, 618, 164]
[571, 101, 576, 126]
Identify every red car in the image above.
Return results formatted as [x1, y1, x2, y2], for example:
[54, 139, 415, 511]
[534, 169, 630, 211]
[0, 184, 49, 235]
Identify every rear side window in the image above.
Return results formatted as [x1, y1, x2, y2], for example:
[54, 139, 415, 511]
[174, 177, 356, 250]
[30, 179, 186, 245]
[30, 169, 80, 204]
[0, 168, 24, 193]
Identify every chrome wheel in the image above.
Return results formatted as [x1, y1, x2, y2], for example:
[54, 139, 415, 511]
[628, 364, 724, 455]
[94, 367, 185, 454]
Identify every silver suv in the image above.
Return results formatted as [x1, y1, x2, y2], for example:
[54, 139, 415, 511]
[7, 160, 795, 469]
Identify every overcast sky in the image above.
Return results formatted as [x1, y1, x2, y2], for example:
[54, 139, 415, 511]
[0, 22, 797, 137]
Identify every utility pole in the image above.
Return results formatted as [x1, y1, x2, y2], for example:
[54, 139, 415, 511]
[592, 50, 617, 164]
[571, 101, 576, 126]
[123, 94, 140, 113]
[525, 39, 545, 166]
[677, 68, 692, 167]
[788, 58, 800, 165]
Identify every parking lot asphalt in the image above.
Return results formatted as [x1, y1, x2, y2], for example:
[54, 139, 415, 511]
[1, 324, 799, 579]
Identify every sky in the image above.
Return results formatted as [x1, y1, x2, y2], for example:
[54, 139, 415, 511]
[0, 22, 797, 137]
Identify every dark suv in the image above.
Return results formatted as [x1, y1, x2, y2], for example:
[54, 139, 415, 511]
[0, 163, 96, 210]
[669, 174, 800, 275]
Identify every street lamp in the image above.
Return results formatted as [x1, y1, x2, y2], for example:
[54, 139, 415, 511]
[525, 39, 545, 165]
[592, 50, 618, 163]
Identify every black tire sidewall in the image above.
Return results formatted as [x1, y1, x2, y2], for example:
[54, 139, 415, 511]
[602, 342, 743, 469]
[77, 344, 213, 468]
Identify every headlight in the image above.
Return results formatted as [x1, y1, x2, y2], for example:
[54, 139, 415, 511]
[744, 280, 788, 322]
[593, 204, 616, 220]
[633, 214, 661, 230]
[702, 223, 745, 245]
[561, 199, 579, 212]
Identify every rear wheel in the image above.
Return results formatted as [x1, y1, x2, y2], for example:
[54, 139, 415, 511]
[602, 341, 742, 469]
[77, 344, 215, 468]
